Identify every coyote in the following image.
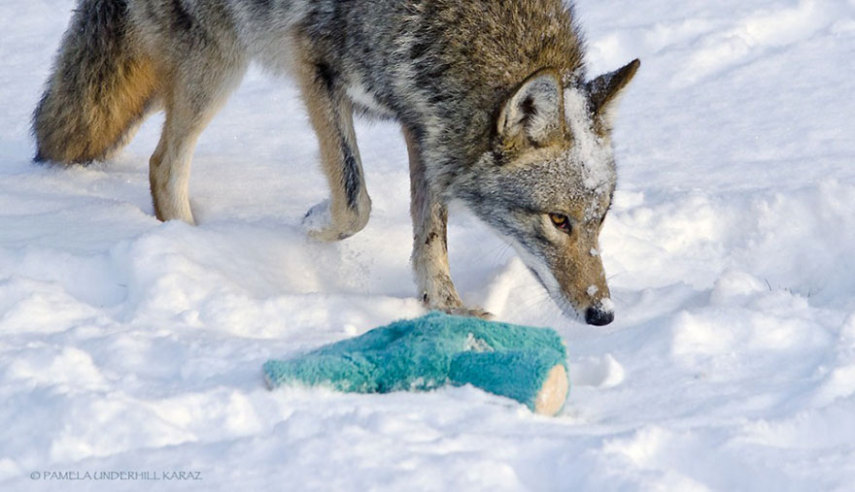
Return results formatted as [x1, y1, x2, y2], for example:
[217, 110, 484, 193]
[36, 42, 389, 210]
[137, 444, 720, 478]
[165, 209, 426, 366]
[33, 0, 638, 325]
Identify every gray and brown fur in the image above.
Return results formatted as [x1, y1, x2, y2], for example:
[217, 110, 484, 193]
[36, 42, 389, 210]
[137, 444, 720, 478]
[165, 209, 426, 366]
[33, 0, 639, 324]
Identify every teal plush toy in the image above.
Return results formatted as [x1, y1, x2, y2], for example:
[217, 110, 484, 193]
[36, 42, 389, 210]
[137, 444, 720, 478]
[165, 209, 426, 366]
[263, 312, 569, 415]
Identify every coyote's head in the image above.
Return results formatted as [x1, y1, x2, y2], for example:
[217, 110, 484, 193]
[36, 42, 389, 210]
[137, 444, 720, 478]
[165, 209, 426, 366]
[452, 60, 640, 325]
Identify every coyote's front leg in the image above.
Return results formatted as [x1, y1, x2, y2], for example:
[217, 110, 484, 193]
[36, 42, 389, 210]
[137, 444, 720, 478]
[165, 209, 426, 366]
[404, 128, 491, 319]
[295, 49, 371, 241]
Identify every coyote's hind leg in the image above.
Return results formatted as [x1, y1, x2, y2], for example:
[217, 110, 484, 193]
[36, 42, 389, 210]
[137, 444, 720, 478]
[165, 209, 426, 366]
[149, 56, 247, 224]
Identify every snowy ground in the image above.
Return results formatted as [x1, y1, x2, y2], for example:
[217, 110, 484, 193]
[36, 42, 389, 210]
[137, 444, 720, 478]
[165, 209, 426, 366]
[2, 0, 855, 490]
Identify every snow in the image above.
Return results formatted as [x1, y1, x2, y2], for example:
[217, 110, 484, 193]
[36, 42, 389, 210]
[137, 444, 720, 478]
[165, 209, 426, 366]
[2, 0, 855, 490]
[563, 87, 616, 194]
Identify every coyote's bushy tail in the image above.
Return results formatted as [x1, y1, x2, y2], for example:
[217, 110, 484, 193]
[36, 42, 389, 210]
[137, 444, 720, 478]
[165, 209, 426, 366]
[33, 0, 158, 164]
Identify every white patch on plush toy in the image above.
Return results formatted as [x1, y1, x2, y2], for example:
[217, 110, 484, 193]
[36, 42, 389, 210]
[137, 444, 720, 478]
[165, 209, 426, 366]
[464, 333, 493, 353]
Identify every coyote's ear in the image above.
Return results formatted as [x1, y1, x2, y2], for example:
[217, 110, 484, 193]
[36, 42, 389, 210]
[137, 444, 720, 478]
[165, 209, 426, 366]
[587, 59, 640, 117]
[498, 70, 563, 148]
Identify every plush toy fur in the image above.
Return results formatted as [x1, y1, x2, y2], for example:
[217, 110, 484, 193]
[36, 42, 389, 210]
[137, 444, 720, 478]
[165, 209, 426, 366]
[264, 312, 569, 415]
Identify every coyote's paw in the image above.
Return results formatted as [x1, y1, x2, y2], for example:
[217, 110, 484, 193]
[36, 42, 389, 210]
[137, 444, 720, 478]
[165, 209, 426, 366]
[302, 198, 370, 242]
[302, 200, 355, 242]
[420, 288, 493, 320]
[445, 305, 494, 320]
[302, 200, 337, 240]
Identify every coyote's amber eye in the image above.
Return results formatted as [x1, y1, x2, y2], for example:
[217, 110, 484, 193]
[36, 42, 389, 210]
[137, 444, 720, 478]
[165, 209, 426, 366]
[549, 213, 572, 233]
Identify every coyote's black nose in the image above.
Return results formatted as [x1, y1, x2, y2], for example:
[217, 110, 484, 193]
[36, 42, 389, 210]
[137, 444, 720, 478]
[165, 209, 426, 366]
[585, 307, 614, 326]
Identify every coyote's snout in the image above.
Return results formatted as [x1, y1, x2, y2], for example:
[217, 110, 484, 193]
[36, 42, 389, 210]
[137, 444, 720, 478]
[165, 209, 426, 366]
[33, 0, 638, 325]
